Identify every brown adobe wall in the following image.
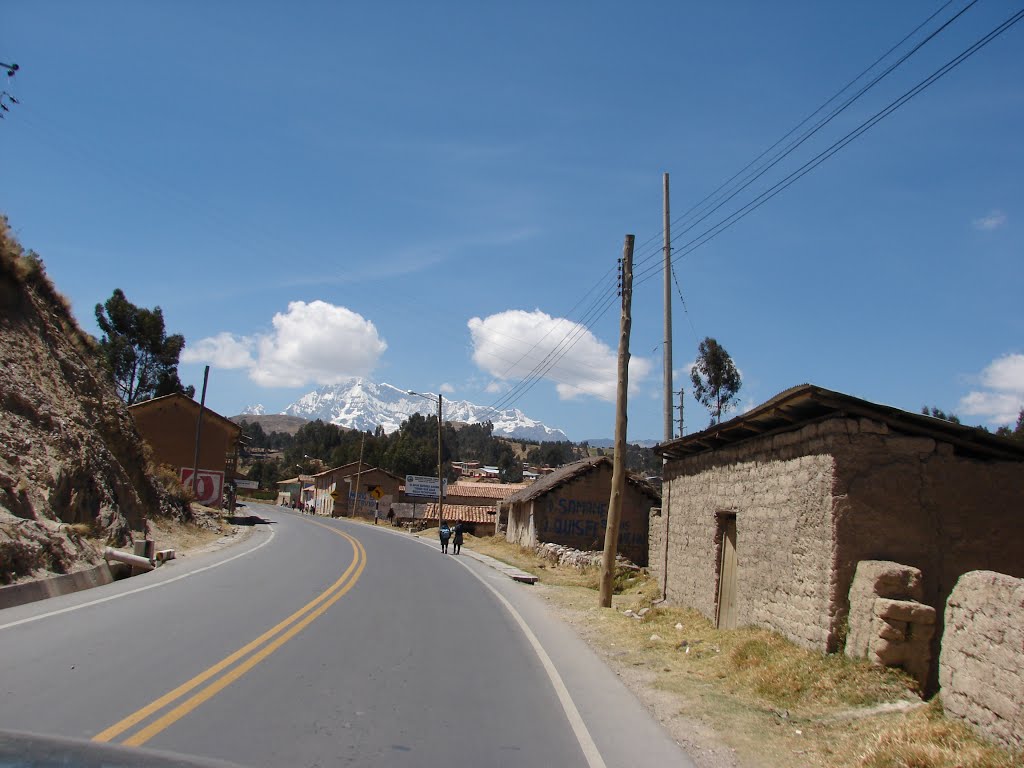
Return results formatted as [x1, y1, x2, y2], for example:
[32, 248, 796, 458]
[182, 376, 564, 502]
[940, 570, 1024, 752]
[830, 418, 1024, 686]
[131, 398, 238, 479]
[529, 463, 653, 566]
[658, 423, 836, 650]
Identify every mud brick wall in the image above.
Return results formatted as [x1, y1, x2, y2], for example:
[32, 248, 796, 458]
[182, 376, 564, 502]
[831, 419, 1024, 685]
[507, 464, 655, 566]
[659, 425, 836, 651]
[940, 571, 1024, 751]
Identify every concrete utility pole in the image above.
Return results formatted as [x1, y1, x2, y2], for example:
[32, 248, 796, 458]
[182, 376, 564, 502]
[600, 235, 634, 608]
[189, 366, 210, 496]
[677, 387, 685, 438]
[662, 172, 673, 443]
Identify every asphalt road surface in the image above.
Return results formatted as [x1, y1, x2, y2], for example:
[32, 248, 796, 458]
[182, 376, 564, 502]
[0, 504, 695, 768]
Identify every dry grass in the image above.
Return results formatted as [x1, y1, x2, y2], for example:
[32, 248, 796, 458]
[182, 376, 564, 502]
[465, 538, 1021, 768]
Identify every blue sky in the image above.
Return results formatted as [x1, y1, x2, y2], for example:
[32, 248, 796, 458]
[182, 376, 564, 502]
[2, 1, 1022, 441]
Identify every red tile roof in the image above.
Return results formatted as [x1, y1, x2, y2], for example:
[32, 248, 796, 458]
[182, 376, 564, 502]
[445, 482, 531, 500]
[421, 503, 496, 524]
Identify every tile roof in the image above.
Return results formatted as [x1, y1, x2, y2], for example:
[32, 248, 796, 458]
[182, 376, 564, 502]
[421, 503, 497, 524]
[446, 482, 532, 500]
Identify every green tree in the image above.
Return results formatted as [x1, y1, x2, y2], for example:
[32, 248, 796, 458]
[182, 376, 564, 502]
[995, 409, 1024, 443]
[95, 289, 194, 404]
[921, 406, 961, 424]
[690, 336, 742, 426]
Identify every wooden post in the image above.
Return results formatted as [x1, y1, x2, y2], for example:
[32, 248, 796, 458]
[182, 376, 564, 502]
[599, 235, 634, 608]
[437, 393, 444, 527]
[189, 366, 210, 496]
[662, 172, 673, 443]
[352, 431, 365, 517]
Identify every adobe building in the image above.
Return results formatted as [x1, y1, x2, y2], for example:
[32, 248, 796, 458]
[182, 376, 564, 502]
[310, 461, 402, 518]
[129, 393, 241, 507]
[504, 456, 660, 566]
[652, 384, 1024, 678]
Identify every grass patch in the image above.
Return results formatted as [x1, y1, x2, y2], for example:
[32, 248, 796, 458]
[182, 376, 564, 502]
[466, 539, 1020, 768]
[855, 699, 1020, 768]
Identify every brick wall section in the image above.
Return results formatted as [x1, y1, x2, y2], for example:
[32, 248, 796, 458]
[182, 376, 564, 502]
[659, 425, 836, 650]
[940, 571, 1024, 751]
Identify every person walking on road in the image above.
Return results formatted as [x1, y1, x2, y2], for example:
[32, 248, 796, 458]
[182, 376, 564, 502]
[439, 522, 451, 554]
[452, 520, 465, 555]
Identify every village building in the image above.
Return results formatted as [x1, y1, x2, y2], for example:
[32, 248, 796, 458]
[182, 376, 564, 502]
[309, 461, 402, 518]
[275, 475, 314, 507]
[128, 393, 241, 508]
[503, 456, 660, 566]
[416, 481, 532, 535]
[651, 384, 1024, 680]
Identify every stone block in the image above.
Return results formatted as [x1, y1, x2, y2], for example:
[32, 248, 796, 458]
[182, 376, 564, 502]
[875, 598, 936, 625]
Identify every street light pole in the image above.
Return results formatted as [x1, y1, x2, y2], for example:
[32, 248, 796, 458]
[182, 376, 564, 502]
[408, 390, 444, 526]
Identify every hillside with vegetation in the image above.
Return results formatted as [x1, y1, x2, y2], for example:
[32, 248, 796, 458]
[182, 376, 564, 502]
[0, 217, 189, 584]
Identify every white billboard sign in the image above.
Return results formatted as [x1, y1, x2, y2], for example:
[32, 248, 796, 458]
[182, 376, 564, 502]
[405, 475, 447, 498]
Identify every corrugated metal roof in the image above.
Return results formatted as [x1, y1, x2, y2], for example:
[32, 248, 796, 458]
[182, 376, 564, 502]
[656, 383, 1024, 462]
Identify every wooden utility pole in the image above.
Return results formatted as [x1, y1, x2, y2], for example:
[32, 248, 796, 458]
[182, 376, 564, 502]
[189, 366, 210, 496]
[662, 172, 673, 443]
[600, 235, 634, 608]
[437, 393, 444, 527]
[351, 431, 365, 517]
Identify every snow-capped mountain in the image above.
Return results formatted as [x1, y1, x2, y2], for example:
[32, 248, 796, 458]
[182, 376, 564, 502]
[283, 379, 568, 442]
[241, 403, 266, 416]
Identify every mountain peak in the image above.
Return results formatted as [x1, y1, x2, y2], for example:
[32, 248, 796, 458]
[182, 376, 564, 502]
[282, 378, 567, 441]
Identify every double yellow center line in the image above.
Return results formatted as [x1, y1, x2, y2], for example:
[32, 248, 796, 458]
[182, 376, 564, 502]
[93, 521, 366, 747]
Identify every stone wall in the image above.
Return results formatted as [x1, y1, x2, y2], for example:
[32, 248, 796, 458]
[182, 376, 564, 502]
[648, 506, 664, 587]
[659, 425, 836, 650]
[940, 571, 1024, 751]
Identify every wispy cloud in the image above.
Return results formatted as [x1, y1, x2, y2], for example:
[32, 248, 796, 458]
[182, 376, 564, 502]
[972, 209, 1007, 231]
[439, 382, 455, 394]
[958, 353, 1024, 425]
[182, 301, 387, 388]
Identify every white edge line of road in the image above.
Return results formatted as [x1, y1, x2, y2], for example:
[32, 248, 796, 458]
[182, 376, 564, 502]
[0, 527, 276, 632]
[452, 553, 609, 768]
[382, 524, 607, 768]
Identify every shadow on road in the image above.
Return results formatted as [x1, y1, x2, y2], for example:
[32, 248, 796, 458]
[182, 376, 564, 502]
[224, 515, 276, 526]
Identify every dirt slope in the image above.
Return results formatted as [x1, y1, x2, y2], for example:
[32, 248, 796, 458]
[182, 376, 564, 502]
[0, 217, 185, 584]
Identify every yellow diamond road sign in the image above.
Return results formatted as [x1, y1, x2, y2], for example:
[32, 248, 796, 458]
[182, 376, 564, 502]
[330, 490, 341, 500]
[369, 486, 384, 500]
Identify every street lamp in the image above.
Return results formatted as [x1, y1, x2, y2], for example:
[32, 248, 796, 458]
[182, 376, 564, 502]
[408, 390, 444, 527]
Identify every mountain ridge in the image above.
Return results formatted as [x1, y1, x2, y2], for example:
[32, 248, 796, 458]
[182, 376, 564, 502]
[281, 378, 568, 442]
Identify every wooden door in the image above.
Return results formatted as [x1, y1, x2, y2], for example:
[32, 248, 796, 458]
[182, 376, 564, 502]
[716, 516, 738, 629]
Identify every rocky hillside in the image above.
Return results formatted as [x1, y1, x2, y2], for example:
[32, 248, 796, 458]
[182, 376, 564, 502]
[0, 218, 185, 585]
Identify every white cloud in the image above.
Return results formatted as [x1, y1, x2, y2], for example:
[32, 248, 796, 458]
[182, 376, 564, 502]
[467, 309, 652, 401]
[439, 382, 455, 394]
[183, 332, 255, 369]
[184, 301, 387, 388]
[958, 353, 1024, 425]
[485, 381, 506, 394]
[972, 210, 1007, 231]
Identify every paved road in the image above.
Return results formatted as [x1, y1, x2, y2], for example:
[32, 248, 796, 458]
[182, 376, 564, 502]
[0, 504, 694, 768]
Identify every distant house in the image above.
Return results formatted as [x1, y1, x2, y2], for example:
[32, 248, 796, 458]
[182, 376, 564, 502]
[652, 384, 1024, 671]
[310, 461, 402, 518]
[129, 393, 241, 508]
[503, 456, 660, 566]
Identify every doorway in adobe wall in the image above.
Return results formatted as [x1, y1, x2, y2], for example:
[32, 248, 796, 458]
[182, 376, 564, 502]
[715, 513, 738, 629]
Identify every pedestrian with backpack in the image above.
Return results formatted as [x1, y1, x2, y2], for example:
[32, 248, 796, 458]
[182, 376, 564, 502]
[439, 522, 451, 554]
[453, 520, 465, 555]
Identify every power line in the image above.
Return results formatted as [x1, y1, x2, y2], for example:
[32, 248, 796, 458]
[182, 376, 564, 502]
[634, 5, 1024, 290]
